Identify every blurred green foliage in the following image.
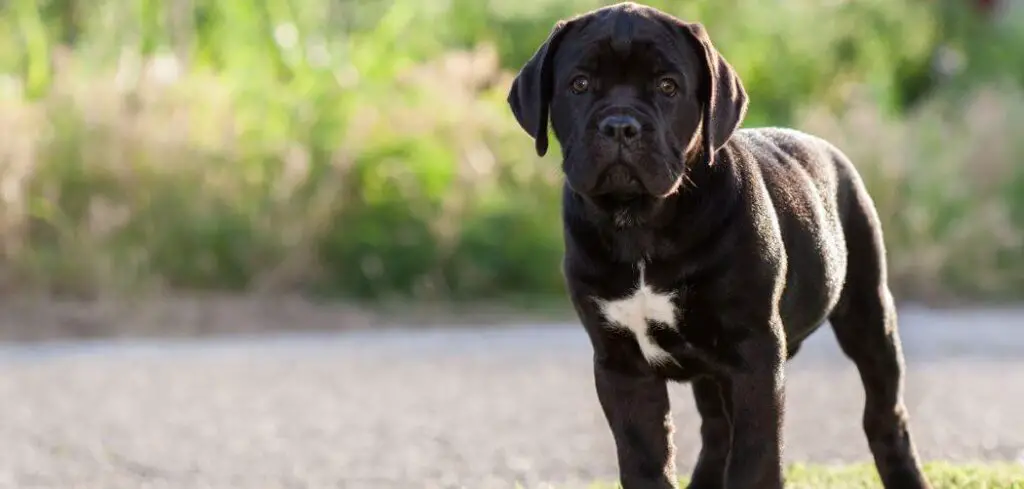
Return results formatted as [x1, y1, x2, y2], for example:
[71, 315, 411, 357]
[0, 0, 1022, 303]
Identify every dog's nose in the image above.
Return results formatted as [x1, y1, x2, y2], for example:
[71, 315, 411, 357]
[599, 115, 641, 143]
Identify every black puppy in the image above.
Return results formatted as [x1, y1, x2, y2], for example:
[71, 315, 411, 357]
[507, 3, 932, 489]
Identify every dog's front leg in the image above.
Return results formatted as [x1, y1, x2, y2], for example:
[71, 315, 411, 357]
[594, 358, 678, 489]
[723, 332, 785, 489]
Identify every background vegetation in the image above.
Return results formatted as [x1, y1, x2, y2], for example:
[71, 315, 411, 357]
[1, 0, 1023, 305]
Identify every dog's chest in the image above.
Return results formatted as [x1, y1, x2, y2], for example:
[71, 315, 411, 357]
[593, 262, 681, 366]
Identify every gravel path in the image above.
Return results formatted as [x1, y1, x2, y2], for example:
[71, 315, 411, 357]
[1, 306, 1023, 489]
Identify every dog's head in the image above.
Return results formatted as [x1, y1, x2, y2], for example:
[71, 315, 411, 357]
[508, 2, 748, 220]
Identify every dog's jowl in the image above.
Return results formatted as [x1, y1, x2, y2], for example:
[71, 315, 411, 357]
[508, 2, 932, 489]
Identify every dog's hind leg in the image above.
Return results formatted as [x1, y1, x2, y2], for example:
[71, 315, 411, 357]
[687, 377, 732, 489]
[828, 180, 931, 489]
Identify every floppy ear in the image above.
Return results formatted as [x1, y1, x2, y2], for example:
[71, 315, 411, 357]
[507, 21, 574, 157]
[681, 22, 749, 166]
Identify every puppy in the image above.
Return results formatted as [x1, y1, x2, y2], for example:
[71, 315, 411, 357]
[507, 3, 932, 489]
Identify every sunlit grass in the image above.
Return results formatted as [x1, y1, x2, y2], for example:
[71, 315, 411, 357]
[582, 462, 1024, 488]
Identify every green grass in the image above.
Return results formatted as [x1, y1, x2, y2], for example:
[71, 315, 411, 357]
[584, 463, 1024, 488]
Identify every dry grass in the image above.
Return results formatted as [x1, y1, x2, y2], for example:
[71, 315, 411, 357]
[0, 43, 1022, 306]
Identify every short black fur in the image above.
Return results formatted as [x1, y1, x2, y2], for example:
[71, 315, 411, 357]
[507, 3, 932, 489]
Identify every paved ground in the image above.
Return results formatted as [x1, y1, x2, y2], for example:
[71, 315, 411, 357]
[0, 306, 1023, 489]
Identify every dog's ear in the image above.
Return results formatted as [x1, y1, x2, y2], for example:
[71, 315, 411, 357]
[680, 22, 748, 166]
[507, 20, 574, 157]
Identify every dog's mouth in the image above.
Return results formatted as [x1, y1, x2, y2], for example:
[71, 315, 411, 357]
[583, 163, 665, 222]
[590, 163, 646, 196]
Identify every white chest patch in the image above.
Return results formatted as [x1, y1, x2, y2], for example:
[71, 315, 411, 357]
[593, 263, 679, 366]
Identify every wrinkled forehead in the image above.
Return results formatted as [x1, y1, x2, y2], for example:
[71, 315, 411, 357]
[553, 10, 699, 79]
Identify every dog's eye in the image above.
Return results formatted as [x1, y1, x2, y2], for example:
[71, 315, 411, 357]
[657, 78, 678, 96]
[570, 76, 590, 94]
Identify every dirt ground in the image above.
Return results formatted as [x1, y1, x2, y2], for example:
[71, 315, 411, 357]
[1, 302, 1023, 488]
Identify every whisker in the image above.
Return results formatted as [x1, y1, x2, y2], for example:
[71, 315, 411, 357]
[681, 171, 697, 190]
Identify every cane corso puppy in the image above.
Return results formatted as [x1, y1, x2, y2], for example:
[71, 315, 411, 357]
[506, 3, 932, 488]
